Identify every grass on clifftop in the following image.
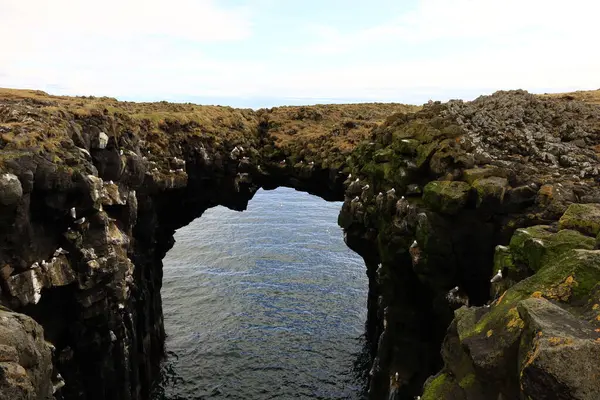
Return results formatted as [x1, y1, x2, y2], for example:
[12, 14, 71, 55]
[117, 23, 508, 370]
[0, 88, 417, 162]
[540, 88, 600, 105]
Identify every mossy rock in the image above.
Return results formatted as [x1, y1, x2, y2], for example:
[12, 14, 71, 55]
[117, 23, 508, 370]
[558, 203, 600, 237]
[509, 226, 596, 273]
[472, 176, 508, 207]
[421, 372, 459, 400]
[509, 225, 553, 267]
[393, 138, 419, 155]
[464, 249, 600, 342]
[422, 180, 471, 215]
[462, 166, 503, 185]
[372, 148, 394, 163]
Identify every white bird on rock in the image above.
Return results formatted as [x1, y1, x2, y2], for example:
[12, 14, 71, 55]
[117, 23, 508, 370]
[119, 150, 123, 156]
[409, 240, 420, 265]
[355, 178, 360, 183]
[351, 196, 360, 203]
[70, 207, 76, 219]
[362, 184, 370, 191]
[74, 217, 86, 225]
[490, 269, 503, 283]
[32, 262, 39, 269]
[348, 173, 352, 179]
[387, 188, 396, 195]
[54, 248, 69, 257]
[309, 161, 314, 165]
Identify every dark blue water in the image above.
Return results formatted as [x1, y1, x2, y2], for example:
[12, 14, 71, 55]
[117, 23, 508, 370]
[154, 187, 369, 400]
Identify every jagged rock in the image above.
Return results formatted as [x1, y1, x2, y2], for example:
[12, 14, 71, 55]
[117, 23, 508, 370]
[0, 173, 23, 206]
[422, 180, 471, 215]
[509, 226, 595, 273]
[471, 176, 508, 207]
[518, 298, 600, 400]
[558, 203, 600, 237]
[0, 308, 54, 400]
[1, 88, 600, 400]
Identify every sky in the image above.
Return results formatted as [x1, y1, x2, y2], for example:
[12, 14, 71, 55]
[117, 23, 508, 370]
[1, 0, 599, 108]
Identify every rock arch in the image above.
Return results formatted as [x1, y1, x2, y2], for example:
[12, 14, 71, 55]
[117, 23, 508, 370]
[1, 88, 600, 400]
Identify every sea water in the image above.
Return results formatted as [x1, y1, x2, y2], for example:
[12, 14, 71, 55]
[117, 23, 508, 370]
[154, 187, 369, 399]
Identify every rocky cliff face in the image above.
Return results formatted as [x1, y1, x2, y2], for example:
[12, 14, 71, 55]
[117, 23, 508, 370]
[0, 88, 598, 400]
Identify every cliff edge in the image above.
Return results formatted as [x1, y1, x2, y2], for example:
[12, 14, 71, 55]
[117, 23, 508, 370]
[0, 87, 599, 400]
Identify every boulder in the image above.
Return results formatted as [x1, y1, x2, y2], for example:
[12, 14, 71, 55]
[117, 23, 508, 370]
[518, 298, 600, 400]
[472, 176, 508, 207]
[0, 173, 23, 206]
[0, 308, 54, 400]
[558, 203, 600, 237]
[422, 180, 471, 215]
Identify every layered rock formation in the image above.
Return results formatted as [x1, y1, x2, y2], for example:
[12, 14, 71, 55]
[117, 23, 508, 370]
[0, 88, 598, 400]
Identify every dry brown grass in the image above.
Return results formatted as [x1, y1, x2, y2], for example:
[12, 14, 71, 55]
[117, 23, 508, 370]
[539, 89, 600, 105]
[263, 103, 420, 153]
[0, 88, 418, 163]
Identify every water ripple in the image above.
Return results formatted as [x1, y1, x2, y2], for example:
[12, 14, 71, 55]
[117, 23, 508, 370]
[153, 188, 369, 400]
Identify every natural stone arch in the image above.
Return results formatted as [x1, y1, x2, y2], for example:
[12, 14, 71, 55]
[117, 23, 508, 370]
[1, 88, 599, 400]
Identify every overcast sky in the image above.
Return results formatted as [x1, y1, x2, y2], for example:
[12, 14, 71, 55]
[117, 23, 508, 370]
[1, 0, 598, 108]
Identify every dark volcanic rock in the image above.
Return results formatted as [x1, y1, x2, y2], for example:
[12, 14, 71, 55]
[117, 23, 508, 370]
[518, 298, 600, 400]
[0, 307, 54, 400]
[0, 88, 599, 400]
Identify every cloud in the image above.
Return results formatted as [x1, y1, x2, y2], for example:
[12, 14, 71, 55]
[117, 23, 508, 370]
[0, 0, 598, 105]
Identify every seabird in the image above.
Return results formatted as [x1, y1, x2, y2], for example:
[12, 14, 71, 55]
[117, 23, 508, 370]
[239, 146, 244, 152]
[400, 195, 405, 200]
[176, 168, 184, 172]
[394, 372, 399, 381]
[74, 217, 86, 225]
[54, 247, 69, 257]
[351, 196, 360, 203]
[490, 269, 503, 283]
[169, 169, 174, 173]
[41, 260, 48, 267]
[119, 150, 123, 156]
[387, 188, 396, 195]
[32, 262, 39, 269]
[409, 240, 420, 265]
[362, 184, 370, 190]
[152, 168, 158, 172]
[108, 180, 114, 185]
[51, 257, 57, 263]
[355, 178, 360, 182]
[348, 173, 352, 178]
[280, 160, 286, 165]
[70, 207, 76, 219]
[309, 161, 314, 165]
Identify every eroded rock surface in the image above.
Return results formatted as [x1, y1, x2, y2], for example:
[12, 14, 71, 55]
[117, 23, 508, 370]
[0, 88, 599, 400]
[0, 307, 54, 400]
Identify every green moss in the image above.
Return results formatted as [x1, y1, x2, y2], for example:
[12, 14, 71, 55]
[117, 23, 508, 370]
[458, 373, 476, 389]
[372, 148, 393, 163]
[508, 226, 595, 273]
[422, 372, 455, 400]
[558, 203, 600, 237]
[509, 226, 553, 267]
[422, 180, 471, 215]
[462, 166, 502, 185]
[465, 248, 600, 340]
[493, 245, 518, 276]
[472, 176, 508, 207]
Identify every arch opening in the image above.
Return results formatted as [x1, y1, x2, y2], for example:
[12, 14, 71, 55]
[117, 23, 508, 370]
[152, 187, 371, 399]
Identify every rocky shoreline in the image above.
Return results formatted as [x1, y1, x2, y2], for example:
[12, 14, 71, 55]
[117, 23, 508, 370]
[0, 88, 599, 399]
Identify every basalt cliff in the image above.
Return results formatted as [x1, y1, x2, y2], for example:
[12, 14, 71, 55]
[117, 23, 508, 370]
[0, 88, 599, 400]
